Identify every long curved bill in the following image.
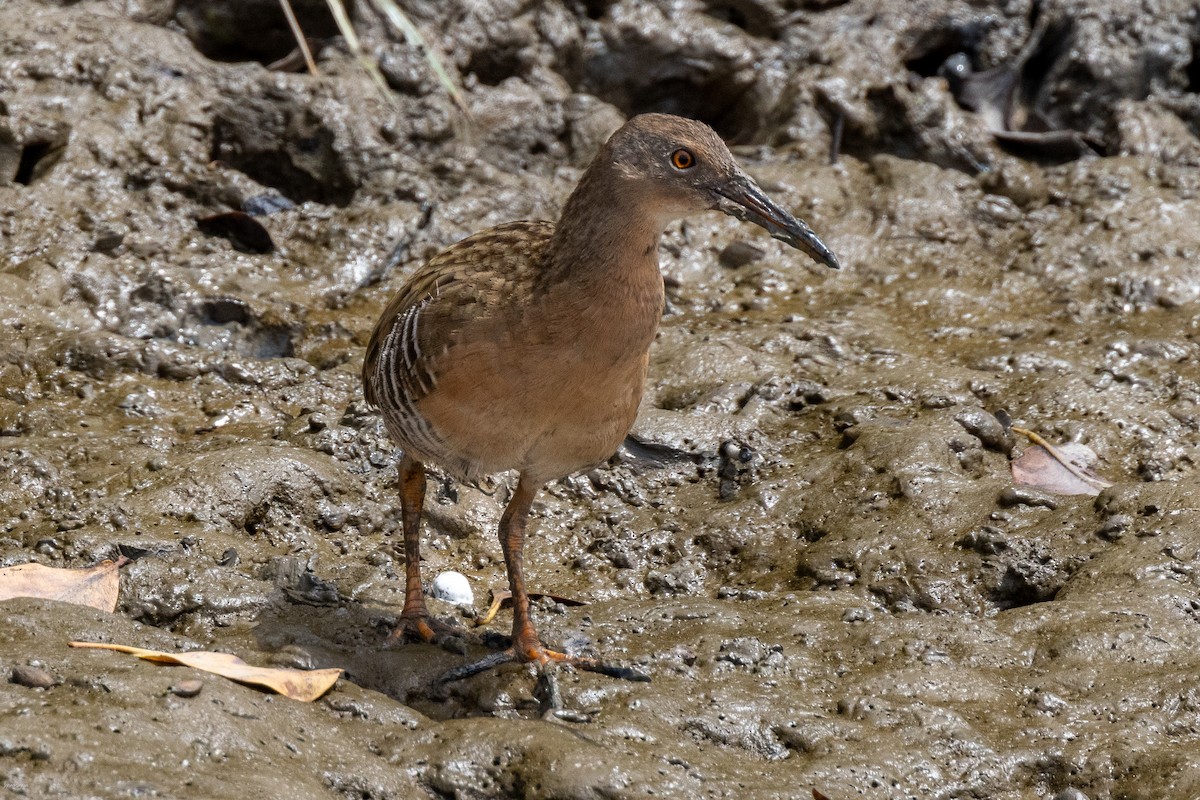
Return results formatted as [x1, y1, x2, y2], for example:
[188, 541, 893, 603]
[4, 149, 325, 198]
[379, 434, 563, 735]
[712, 174, 840, 270]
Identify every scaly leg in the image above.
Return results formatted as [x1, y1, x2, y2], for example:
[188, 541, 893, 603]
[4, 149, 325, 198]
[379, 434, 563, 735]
[501, 475, 548, 661]
[386, 454, 464, 645]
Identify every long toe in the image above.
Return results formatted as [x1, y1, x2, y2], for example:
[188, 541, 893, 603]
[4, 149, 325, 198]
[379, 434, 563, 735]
[437, 643, 650, 684]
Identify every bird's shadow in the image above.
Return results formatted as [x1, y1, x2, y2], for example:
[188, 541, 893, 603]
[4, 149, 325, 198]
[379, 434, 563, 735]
[247, 594, 560, 719]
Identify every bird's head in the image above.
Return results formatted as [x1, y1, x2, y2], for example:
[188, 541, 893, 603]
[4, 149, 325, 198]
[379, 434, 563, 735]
[602, 113, 839, 270]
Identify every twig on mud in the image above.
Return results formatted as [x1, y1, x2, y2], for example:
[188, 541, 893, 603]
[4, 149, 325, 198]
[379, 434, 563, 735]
[278, 0, 319, 76]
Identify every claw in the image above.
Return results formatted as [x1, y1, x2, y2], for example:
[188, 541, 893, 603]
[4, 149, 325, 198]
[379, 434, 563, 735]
[386, 612, 472, 655]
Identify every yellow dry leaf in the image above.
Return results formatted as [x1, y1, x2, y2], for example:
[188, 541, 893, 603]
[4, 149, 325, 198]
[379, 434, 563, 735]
[68, 642, 342, 702]
[0, 558, 124, 612]
[474, 589, 587, 627]
[476, 589, 512, 627]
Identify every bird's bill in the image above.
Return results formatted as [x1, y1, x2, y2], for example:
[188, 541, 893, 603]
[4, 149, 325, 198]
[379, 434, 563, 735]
[712, 175, 840, 270]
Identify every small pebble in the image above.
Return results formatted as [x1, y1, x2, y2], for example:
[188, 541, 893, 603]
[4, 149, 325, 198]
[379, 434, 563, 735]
[93, 224, 127, 253]
[841, 607, 873, 623]
[999, 486, 1058, 510]
[430, 571, 473, 606]
[169, 679, 203, 698]
[718, 240, 765, 269]
[975, 194, 1023, 225]
[1052, 789, 1089, 800]
[1096, 514, 1132, 541]
[11, 664, 57, 688]
[955, 408, 1014, 454]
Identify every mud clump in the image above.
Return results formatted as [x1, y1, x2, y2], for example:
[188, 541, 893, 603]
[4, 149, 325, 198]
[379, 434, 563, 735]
[4, 0, 1200, 797]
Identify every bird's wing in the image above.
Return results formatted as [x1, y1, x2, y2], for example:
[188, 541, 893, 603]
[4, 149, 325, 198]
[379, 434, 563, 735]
[362, 220, 555, 409]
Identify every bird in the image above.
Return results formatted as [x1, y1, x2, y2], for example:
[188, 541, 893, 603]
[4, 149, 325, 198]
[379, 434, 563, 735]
[362, 113, 839, 682]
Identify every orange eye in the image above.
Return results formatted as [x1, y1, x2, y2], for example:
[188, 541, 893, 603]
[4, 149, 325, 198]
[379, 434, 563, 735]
[670, 148, 695, 170]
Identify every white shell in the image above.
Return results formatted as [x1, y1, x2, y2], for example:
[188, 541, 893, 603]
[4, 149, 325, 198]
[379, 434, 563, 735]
[430, 571, 474, 606]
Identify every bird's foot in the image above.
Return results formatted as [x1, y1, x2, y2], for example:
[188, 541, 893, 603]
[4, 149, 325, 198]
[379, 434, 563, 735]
[437, 641, 650, 685]
[385, 611, 472, 655]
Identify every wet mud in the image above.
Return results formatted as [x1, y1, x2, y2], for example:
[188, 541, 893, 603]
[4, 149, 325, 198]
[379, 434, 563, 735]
[3, 0, 1200, 797]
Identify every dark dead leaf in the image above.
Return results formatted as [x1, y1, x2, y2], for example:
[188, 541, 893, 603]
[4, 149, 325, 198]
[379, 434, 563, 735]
[533, 591, 586, 607]
[1010, 426, 1113, 496]
[68, 642, 341, 702]
[620, 434, 705, 467]
[941, 53, 1015, 133]
[940, 18, 1102, 158]
[0, 557, 126, 612]
[196, 211, 274, 254]
[475, 589, 587, 627]
[993, 128, 1100, 159]
[813, 791, 834, 800]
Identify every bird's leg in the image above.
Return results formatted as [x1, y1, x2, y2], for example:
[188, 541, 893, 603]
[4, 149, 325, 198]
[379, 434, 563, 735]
[386, 454, 465, 646]
[498, 475, 545, 662]
[438, 475, 650, 685]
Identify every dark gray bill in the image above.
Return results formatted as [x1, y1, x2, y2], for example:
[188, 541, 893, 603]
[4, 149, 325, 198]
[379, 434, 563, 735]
[712, 175, 840, 270]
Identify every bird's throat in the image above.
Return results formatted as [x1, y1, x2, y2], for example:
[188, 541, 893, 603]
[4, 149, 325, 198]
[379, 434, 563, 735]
[537, 206, 666, 359]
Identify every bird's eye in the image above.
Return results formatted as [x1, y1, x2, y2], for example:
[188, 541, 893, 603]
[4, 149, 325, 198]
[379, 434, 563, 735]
[670, 148, 695, 170]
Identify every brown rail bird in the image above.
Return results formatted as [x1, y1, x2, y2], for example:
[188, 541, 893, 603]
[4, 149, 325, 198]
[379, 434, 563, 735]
[363, 113, 838, 681]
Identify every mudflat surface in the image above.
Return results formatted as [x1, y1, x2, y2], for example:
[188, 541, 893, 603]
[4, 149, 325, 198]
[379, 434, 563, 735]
[3, 1, 1200, 797]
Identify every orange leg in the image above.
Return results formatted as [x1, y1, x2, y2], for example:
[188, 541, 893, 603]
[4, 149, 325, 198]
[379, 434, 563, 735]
[499, 475, 547, 662]
[386, 455, 463, 644]
[438, 473, 649, 684]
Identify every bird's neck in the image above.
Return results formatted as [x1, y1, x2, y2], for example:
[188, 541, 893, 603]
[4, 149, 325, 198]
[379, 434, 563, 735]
[542, 167, 668, 293]
[535, 167, 668, 350]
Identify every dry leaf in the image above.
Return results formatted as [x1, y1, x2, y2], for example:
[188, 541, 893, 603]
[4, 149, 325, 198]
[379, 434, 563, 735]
[0, 558, 126, 612]
[68, 642, 341, 702]
[813, 791, 834, 800]
[475, 589, 587, 627]
[1010, 426, 1113, 496]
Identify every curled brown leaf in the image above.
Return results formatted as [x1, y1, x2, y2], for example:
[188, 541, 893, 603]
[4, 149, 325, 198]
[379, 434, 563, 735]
[1010, 426, 1113, 496]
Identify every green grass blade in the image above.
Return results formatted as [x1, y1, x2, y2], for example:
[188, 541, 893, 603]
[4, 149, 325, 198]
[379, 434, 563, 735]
[324, 0, 399, 108]
[370, 0, 471, 117]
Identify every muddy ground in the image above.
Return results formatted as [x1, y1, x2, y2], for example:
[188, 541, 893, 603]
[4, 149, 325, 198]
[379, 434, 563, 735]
[3, 0, 1200, 797]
